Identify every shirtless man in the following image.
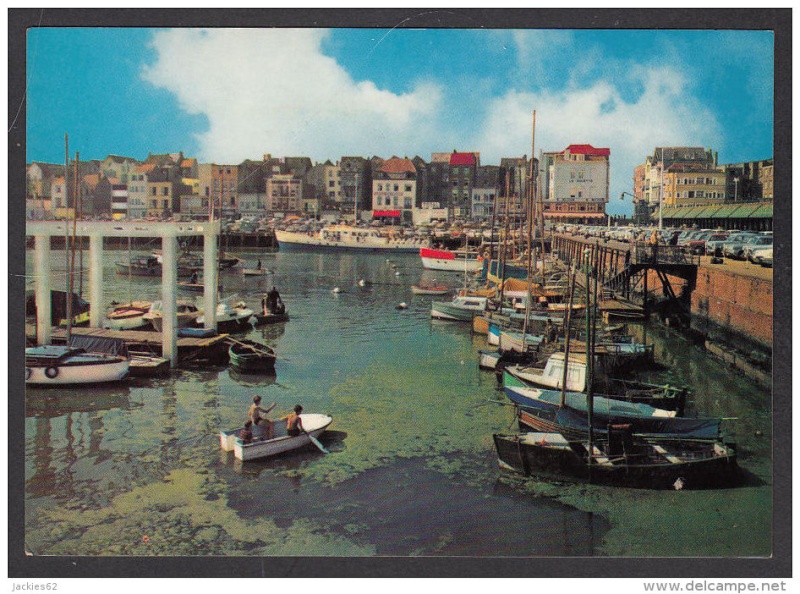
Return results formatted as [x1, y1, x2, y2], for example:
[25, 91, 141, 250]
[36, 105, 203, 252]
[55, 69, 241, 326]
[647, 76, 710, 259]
[248, 395, 276, 440]
[281, 405, 304, 437]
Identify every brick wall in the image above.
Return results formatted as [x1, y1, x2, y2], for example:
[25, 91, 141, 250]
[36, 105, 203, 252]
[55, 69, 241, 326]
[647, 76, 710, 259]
[691, 264, 773, 347]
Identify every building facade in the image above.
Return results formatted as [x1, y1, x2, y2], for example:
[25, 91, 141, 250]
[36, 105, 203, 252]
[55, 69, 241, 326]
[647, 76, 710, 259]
[539, 144, 609, 224]
[372, 157, 417, 223]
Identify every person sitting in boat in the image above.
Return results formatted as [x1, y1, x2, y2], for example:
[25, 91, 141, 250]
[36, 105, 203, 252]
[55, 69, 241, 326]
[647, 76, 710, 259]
[256, 259, 262, 270]
[249, 396, 276, 440]
[240, 420, 253, 444]
[189, 271, 199, 284]
[281, 405, 304, 437]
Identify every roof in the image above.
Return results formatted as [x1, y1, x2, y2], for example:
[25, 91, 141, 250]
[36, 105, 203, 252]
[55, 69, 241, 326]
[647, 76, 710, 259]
[135, 163, 156, 174]
[563, 144, 610, 157]
[180, 158, 197, 168]
[449, 152, 476, 166]
[379, 157, 416, 174]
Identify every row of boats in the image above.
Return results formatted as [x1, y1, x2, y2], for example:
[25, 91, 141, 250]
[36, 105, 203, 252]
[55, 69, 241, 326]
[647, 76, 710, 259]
[415, 251, 740, 490]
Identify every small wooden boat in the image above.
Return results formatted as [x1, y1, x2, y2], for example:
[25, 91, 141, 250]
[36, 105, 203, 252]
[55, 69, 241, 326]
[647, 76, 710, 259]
[253, 311, 290, 326]
[219, 413, 333, 461]
[177, 281, 224, 293]
[493, 430, 739, 489]
[228, 338, 276, 373]
[25, 345, 130, 386]
[411, 284, 449, 295]
[142, 300, 201, 331]
[115, 256, 161, 277]
[102, 301, 152, 331]
[242, 268, 274, 277]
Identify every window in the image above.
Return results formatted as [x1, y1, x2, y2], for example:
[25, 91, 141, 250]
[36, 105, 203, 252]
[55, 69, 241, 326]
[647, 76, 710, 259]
[394, 184, 399, 191]
[152, 188, 157, 196]
[377, 184, 383, 191]
[405, 185, 412, 192]
[162, 187, 169, 196]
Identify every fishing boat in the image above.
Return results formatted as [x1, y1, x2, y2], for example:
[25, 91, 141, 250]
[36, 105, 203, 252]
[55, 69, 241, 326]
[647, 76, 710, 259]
[102, 301, 152, 330]
[492, 430, 739, 489]
[276, 225, 425, 252]
[228, 338, 276, 373]
[197, 302, 254, 333]
[142, 300, 201, 331]
[430, 295, 489, 322]
[503, 367, 687, 414]
[114, 255, 161, 277]
[505, 352, 587, 392]
[420, 247, 483, 272]
[504, 384, 721, 440]
[219, 413, 333, 461]
[25, 342, 129, 386]
[411, 283, 450, 295]
[498, 330, 545, 354]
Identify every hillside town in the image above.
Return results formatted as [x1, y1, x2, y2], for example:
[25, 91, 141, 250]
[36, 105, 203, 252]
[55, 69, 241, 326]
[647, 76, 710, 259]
[25, 145, 773, 231]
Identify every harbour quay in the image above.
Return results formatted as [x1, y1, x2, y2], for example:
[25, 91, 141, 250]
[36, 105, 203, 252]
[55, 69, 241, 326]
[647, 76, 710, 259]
[551, 232, 772, 386]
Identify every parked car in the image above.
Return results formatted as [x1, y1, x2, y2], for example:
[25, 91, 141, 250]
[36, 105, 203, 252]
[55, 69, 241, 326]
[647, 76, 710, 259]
[722, 233, 760, 259]
[744, 236, 774, 263]
[750, 246, 773, 267]
[701, 232, 731, 255]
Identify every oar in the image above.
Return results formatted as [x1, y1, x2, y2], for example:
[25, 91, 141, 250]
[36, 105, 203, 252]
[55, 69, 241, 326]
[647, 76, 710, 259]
[303, 427, 329, 454]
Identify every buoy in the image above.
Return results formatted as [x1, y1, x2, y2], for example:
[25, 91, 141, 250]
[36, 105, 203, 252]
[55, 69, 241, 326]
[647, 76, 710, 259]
[394, 271, 401, 276]
[396, 302, 408, 310]
[332, 287, 341, 293]
[358, 279, 366, 287]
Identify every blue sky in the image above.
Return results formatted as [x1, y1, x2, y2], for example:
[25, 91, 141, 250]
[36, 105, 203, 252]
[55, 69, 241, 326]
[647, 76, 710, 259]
[26, 27, 774, 215]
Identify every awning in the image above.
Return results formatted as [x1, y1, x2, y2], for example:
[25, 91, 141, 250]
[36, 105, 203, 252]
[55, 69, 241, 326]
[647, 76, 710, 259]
[683, 206, 708, 218]
[709, 204, 747, 218]
[660, 208, 684, 219]
[372, 210, 401, 218]
[747, 203, 773, 218]
[692, 206, 719, 219]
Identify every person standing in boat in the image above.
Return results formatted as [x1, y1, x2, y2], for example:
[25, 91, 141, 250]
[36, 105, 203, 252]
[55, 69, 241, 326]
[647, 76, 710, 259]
[249, 396, 276, 440]
[266, 286, 283, 314]
[281, 405, 304, 437]
[189, 270, 199, 284]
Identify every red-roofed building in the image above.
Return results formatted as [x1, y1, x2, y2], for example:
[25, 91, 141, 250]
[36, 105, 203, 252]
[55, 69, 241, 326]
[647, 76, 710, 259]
[372, 157, 417, 222]
[539, 143, 610, 223]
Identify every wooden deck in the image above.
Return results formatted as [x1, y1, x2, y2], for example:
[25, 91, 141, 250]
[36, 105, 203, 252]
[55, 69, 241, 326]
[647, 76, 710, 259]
[44, 327, 231, 366]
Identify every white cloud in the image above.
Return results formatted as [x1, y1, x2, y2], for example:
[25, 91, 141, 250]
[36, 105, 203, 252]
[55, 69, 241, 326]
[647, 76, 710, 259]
[473, 65, 723, 214]
[141, 28, 443, 163]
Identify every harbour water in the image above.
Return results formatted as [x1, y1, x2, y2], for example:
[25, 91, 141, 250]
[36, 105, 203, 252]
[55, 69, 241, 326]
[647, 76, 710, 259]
[23, 249, 772, 558]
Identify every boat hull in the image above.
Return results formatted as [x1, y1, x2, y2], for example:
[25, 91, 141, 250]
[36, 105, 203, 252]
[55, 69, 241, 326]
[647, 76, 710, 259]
[493, 432, 739, 489]
[276, 229, 423, 253]
[420, 248, 483, 272]
[228, 340, 276, 373]
[220, 414, 333, 461]
[430, 303, 478, 322]
[26, 347, 130, 386]
[411, 286, 450, 295]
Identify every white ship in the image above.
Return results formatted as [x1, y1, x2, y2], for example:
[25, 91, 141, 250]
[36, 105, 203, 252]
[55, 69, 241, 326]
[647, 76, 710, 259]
[275, 225, 429, 253]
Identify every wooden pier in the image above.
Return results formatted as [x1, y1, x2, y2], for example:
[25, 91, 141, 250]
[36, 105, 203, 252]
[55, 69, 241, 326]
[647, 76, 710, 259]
[552, 234, 700, 326]
[48, 327, 231, 366]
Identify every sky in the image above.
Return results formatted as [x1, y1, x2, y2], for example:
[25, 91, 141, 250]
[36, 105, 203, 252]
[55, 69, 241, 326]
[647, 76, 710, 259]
[24, 26, 774, 216]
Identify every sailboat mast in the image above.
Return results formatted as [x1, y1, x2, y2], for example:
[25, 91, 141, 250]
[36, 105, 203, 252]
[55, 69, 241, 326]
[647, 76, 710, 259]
[64, 134, 72, 343]
[560, 265, 576, 407]
[585, 251, 594, 467]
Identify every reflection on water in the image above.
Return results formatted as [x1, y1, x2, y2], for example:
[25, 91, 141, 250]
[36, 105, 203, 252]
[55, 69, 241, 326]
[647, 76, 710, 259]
[23, 250, 771, 557]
